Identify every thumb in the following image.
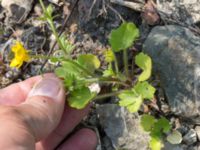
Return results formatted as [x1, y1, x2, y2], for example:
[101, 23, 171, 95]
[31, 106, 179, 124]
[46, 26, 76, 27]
[0, 77, 65, 149]
[21, 77, 66, 140]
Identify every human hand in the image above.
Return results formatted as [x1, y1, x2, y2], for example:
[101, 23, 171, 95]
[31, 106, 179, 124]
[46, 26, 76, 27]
[0, 74, 97, 150]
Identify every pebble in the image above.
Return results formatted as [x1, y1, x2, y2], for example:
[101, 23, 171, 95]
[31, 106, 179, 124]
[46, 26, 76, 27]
[195, 126, 200, 141]
[183, 129, 197, 145]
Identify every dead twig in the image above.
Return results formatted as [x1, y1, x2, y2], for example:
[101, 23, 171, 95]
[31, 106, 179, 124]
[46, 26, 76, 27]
[107, 4, 125, 22]
[87, 0, 97, 20]
[110, 0, 144, 12]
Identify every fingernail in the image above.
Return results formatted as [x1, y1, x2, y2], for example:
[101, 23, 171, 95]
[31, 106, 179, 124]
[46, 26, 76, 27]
[29, 78, 61, 100]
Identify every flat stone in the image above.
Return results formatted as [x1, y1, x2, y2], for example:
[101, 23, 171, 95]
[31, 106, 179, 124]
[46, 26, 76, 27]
[143, 25, 200, 123]
[163, 142, 183, 150]
[1, 0, 33, 24]
[97, 104, 150, 150]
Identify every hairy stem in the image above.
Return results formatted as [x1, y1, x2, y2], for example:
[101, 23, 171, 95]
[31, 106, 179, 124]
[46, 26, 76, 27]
[123, 49, 129, 78]
[113, 53, 119, 75]
[93, 90, 123, 101]
[32, 55, 95, 77]
[48, 21, 66, 53]
[85, 77, 129, 87]
[39, 0, 66, 54]
[39, 0, 46, 11]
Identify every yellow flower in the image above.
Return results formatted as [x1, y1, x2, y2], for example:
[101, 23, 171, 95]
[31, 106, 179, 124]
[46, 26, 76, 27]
[10, 41, 30, 68]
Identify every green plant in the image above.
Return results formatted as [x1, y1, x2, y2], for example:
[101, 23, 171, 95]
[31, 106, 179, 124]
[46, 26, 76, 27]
[141, 114, 171, 150]
[38, 1, 174, 150]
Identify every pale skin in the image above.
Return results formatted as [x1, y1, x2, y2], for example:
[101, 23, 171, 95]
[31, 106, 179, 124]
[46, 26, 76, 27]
[0, 74, 97, 150]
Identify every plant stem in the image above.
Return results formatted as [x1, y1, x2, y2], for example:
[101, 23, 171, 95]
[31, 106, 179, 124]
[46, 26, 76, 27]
[48, 21, 66, 54]
[113, 53, 119, 75]
[100, 77, 129, 87]
[123, 49, 129, 78]
[32, 54, 95, 77]
[31, 55, 54, 59]
[39, 0, 66, 54]
[39, 0, 45, 11]
[93, 90, 123, 101]
[85, 77, 129, 87]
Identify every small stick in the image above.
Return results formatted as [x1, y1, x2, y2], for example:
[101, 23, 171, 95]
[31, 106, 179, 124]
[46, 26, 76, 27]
[110, 0, 144, 12]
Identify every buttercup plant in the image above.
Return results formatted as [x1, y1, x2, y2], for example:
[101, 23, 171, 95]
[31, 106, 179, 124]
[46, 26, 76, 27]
[141, 114, 172, 150]
[7, 0, 177, 149]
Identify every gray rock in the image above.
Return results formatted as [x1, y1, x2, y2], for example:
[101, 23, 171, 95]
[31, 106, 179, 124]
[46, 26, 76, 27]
[157, 0, 200, 25]
[21, 27, 46, 52]
[187, 145, 198, 150]
[143, 25, 200, 123]
[96, 104, 150, 150]
[196, 143, 200, 150]
[183, 129, 197, 145]
[163, 141, 183, 150]
[195, 126, 200, 141]
[1, 0, 33, 24]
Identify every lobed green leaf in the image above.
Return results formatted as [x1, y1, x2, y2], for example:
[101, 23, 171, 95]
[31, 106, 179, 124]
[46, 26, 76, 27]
[109, 22, 139, 52]
[103, 64, 115, 77]
[77, 54, 100, 73]
[68, 87, 95, 109]
[135, 52, 152, 81]
[104, 49, 115, 63]
[134, 81, 156, 100]
[151, 117, 171, 139]
[141, 114, 156, 132]
[118, 89, 143, 113]
[149, 137, 163, 150]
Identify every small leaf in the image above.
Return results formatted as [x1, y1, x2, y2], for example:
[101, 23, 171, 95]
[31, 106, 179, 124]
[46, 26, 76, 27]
[62, 61, 87, 78]
[149, 137, 163, 150]
[117, 72, 127, 82]
[55, 67, 67, 78]
[109, 22, 139, 52]
[103, 64, 115, 77]
[55, 67, 86, 90]
[59, 35, 75, 54]
[104, 49, 115, 63]
[46, 4, 54, 16]
[141, 114, 156, 132]
[77, 54, 100, 73]
[167, 130, 182, 144]
[49, 57, 60, 63]
[63, 74, 75, 90]
[135, 52, 152, 81]
[38, 16, 47, 21]
[134, 81, 156, 100]
[151, 117, 171, 139]
[118, 90, 143, 113]
[156, 117, 172, 133]
[68, 87, 95, 109]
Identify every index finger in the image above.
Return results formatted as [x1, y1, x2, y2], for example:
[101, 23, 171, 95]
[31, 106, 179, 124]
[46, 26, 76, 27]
[0, 73, 55, 105]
